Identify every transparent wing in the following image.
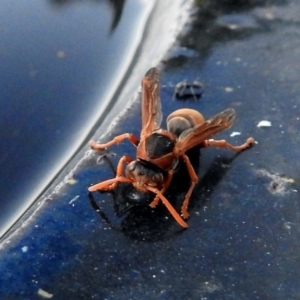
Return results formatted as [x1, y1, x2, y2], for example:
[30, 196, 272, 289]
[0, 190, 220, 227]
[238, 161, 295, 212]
[140, 67, 163, 138]
[176, 108, 236, 153]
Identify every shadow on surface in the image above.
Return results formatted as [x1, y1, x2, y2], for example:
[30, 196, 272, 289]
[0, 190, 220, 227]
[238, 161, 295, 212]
[89, 146, 246, 242]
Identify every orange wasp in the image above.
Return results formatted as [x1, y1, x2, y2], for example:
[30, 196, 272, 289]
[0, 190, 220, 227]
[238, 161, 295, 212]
[88, 67, 254, 228]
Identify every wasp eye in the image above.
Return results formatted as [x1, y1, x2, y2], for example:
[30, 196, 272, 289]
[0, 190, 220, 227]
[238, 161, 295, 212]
[152, 173, 163, 183]
[127, 161, 136, 172]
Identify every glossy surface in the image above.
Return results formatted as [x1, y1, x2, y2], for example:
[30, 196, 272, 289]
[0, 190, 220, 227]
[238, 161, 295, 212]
[1, 0, 300, 299]
[0, 0, 154, 236]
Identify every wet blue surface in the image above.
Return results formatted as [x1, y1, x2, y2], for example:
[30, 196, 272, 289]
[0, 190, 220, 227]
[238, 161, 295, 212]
[1, 0, 300, 299]
[0, 0, 153, 236]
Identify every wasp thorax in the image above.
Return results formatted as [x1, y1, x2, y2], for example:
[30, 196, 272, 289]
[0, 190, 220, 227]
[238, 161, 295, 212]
[145, 133, 175, 159]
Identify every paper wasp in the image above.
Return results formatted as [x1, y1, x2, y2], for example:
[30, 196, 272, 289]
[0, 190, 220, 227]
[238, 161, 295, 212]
[88, 67, 254, 228]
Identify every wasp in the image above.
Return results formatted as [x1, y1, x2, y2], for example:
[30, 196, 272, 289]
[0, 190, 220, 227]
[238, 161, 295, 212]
[88, 67, 254, 228]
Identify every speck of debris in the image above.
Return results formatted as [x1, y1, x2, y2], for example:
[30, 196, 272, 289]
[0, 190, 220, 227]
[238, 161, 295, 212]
[230, 131, 241, 137]
[255, 169, 294, 195]
[283, 222, 292, 234]
[224, 87, 234, 92]
[56, 50, 66, 58]
[257, 120, 272, 127]
[66, 177, 77, 185]
[69, 195, 80, 204]
[37, 288, 53, 299]
[21, 246, 28, 253]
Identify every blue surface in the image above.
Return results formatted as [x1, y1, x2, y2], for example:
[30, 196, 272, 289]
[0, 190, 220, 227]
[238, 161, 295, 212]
[1, 0, 300, 299]
[0, 0, 153, 236]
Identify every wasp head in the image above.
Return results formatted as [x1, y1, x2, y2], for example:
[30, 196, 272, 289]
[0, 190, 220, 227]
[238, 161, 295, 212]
[125, 160, 164, 192]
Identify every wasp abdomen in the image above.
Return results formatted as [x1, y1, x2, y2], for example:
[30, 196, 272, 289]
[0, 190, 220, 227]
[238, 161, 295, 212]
[167, 108, 205, 138]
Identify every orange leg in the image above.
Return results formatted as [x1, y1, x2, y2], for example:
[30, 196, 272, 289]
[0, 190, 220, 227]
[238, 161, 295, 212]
[180, 154, 199, 219]
[147, 186, 188, 228]
[89, 133, 139, 150]
[115, 156, 133, 176]
[204, 137, 254, 151]
[88, 176, 132, 192]
[89, 156, 134, 191]
[149, 170, 174, 208]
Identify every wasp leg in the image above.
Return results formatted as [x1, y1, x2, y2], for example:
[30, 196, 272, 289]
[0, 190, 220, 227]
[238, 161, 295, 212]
[89, 156, 133, 191]
[189, 85, 197, 100]
[149, 170, 174, 208]
[204, 137, 254, 151]
[180, 154, 199, 219]
[110, 156, 133, 190]
[89, 133, 140, 150]
[113, 156, 134, 176]
[147, 186, 188, 228]
[88, 177, 132, 192]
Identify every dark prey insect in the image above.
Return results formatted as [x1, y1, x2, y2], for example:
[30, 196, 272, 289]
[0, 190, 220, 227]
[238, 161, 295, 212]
[173, 80, 203, 100]
[88, 67, 254, 228]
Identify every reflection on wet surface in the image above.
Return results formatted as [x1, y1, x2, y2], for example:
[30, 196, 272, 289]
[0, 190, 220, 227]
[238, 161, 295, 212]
[0, 0, 154, 236]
